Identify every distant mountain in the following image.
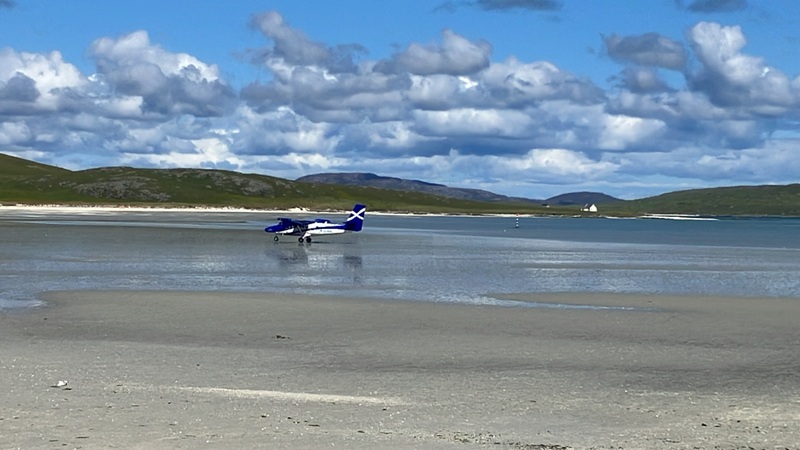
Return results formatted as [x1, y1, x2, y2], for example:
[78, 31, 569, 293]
[544, 192, 622, 206]
[296, 172, 542, 203]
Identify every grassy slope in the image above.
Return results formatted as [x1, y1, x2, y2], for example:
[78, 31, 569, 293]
[0, 153, 565, 214]
[0, 153, 90, 203]
[605, 184, 800, 216]
[3, 153, 799, 215]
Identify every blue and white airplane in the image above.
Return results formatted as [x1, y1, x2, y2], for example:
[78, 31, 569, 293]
[265, 204, 366, 243]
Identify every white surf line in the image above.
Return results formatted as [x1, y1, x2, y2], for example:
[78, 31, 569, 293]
[127, 384, 408, 406]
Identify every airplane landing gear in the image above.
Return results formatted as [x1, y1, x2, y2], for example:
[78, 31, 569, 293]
[273, 235, 279, 242]
[306, 237, 312, 243]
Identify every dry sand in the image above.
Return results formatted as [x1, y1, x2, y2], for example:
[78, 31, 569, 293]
[2, 291, 799, 449]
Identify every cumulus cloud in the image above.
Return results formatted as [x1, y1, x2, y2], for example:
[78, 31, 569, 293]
[241, 66, 409, 124]
[90, 31, 235, 117]
[0, 48, 86, 113]
[0, 31, 240, 168]
[604, 33, 687, 70]
[479, 58, 604, 106]
[689, 22, 761, 83]
[3, 6, 800, 199]
[503, 148, 617, 180]
[234, 12, 800, 195]
[612, 138, 800, 186]
[236, 9, 615, 177]
[0, 73, 39, 111]
[414, 108, 533, 138]
[616, 66, 672, 93]
[601, 20, 799, 159]
[376, 29, 492, 76]
[601, 20, 800, 163]
[0, 121, 30, 145]
[3, 9, 627, 194]
[249, 11, 366, 74]
[687, 22, 798, 113]
[231, 105, 341, 157]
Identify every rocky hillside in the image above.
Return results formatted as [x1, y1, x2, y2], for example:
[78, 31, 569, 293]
[297, 173, 542, 203]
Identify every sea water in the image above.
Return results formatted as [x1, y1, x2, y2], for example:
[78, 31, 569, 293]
[1, 208, 799, 310]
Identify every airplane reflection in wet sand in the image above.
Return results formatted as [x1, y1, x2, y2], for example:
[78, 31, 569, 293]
[266, 243, 363, 285]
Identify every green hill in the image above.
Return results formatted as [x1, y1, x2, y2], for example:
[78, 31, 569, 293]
[0, 153, 558, 214]
[2, 153, 799, 215]
[605, 184, 800, 216]
[0, 154, 79, 203]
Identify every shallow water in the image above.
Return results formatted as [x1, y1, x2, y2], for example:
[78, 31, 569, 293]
[2, 208, 799, 309]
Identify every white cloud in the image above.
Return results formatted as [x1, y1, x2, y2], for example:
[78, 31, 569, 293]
[688, 22, 800, 113]
[0, 48, 86, 111]
[604, 32, 686, 70]
[598, 114, 666, 150]
[407, 74, 467, 110]
[250, 11, 336, 69]
[480, 57, 603, 104]
[232, 105, 340, 155]
[690, 22, 760, 84]
[89, 31, 234, 117]
[359, 121, 430, 150]
[376, 29, 492, 76]
[91, 30, 221, 82]
[0, 121, 30, 145]
[413, 108, 532, 137]
[3, 11, 800, 200]
[94, 96, 144, 118]
[508, 148, 618, 179]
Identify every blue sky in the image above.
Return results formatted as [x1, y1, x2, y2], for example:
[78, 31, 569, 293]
[2, 0, 800, 199]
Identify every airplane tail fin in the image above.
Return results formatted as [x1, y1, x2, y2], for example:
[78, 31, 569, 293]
[344, 204, 366, 232]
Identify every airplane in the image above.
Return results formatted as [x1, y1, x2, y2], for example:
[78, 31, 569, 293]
[265, 204, 366, 243]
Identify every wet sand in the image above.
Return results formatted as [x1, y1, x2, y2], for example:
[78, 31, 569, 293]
[2, 291, 799, 449]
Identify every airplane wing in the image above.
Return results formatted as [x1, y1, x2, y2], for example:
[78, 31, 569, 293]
[275, 218, 314, 226]
[266, 217, 314, 234]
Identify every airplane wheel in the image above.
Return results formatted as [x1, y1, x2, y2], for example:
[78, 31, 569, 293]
[298, 237, 304, 243]
[305, 237, 312, 243]
[273, 235, 279, 242]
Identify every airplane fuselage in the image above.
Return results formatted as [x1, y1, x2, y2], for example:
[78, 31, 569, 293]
[273, 223, 348, 237]
[265, 204, 365, 243]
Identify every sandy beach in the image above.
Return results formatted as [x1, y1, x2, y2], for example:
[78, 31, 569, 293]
[2, 291, 799, 449]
